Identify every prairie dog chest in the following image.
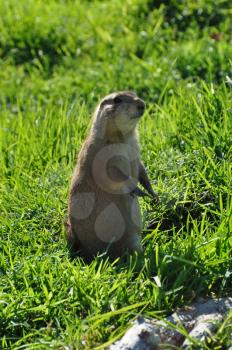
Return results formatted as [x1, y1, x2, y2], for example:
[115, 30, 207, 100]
[107, 134, 140, 180]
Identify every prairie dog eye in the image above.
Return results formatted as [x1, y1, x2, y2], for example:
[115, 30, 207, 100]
[113, 96, 123, 104]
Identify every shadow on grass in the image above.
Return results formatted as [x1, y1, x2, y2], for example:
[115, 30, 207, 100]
[147, 190, 217, 232]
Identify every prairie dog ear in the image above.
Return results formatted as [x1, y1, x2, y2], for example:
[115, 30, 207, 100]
[99, 97, 113, 108]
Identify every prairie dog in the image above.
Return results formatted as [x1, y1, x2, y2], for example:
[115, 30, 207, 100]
[66, 91, 156, 259]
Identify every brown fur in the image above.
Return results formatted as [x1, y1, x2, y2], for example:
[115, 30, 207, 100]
[66, 91, 156, 259]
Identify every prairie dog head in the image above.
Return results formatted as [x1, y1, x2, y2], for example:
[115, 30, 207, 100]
[92, 91, 145, 139]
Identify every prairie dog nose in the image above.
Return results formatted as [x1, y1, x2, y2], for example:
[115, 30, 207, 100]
[135, 98, 145, 113]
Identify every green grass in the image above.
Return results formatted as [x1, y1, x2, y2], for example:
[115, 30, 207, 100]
[0, 0, 232, 349]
